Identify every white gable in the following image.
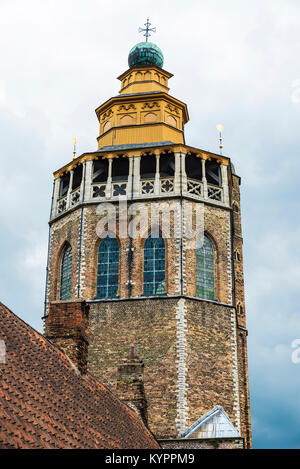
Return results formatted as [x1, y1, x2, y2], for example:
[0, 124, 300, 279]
[183, 406, 240, 439]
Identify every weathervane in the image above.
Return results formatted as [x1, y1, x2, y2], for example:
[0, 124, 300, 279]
[138, 18, 156, 42]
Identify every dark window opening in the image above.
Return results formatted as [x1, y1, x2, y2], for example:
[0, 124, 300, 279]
[233, 202, 239, 213]
[112, 157, 129, 181]
[59, 173, 70, 197]
[160, 154, 175, 177]
[185, 154, 202, 181]
[206, 160, 221, 186]
[60, 244, 72, 300]
[93, 158, 108, 183]
[72, 165, 83, 190]
[234, 250, 241, 262]
[140, 154, 156, 179]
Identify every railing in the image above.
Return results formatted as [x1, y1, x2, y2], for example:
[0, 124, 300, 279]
[186, 179, 223, 202]
[187, 178, 203, 197]
[70, 189, 81, 207]
[92, 183, 106, 198]
[57, 195, 67, 214]
[112, 181, 127, 197]
[140, 177, 174, 196]
[92, 181, 128, 199]
[207, 184, 223, 202]
[141, 179, 155, 195]
[56, 189, 81, 215]
[160, 177, 174, 194]
[55, 177, 224, 218]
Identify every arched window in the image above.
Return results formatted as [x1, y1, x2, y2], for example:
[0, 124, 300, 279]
[97, 237, 119, 298]
[232, 202, 239, 213]
[196, 236, 215, 300]
[234, 250, 241, 262]
[143, 237, 165, 295]
[60, 244, 72, 300]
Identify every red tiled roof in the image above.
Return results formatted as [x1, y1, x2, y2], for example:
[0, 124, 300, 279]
[0, 302, 159, 449]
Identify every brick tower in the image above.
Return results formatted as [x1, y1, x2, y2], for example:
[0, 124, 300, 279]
[44, 33, 251, 449]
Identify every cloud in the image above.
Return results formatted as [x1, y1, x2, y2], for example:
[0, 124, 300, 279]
[0, 0, 299, 448]
[16, 231, 48, 303]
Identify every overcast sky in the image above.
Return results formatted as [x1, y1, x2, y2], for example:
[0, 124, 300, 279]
[0, 0, 300, 449]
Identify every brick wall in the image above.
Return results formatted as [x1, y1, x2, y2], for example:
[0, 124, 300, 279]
[47, 200, 233, 305]
[46, 183, 251, 448]
[88, 297, 178, 438]
[45, 300, 89, 374]
[185, 301, 238, 431]
[159, 437, 244, 449]
[87, 297, 248, 443]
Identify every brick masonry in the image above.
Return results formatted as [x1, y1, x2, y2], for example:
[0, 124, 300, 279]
[45, 300, 89, 375]
[47, 200, 233, 304]
[116, 353, 148, 426]
[45, 185, 252, 448]
[159, 437, 244, 449]
[87, 297, 178, 438]
[175, 298, 188, 435]
[86, 296, 250, 444]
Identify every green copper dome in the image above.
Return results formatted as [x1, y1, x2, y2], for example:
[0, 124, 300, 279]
[128, 42, 164, 68]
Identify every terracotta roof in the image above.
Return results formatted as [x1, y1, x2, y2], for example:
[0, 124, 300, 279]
[0, 302, 159, 449]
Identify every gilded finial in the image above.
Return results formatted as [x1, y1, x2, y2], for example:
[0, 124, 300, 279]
[216, 125, 224, 155]
[138, 18, 156, 42]
[73, 137, 77, 160]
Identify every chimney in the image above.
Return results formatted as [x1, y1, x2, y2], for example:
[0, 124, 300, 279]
[117, 347, 148, 426]
[44, 300, 89, 375]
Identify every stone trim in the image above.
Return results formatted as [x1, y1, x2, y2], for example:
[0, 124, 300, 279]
[53, 145, 231, 179]
[87, 295, 234, 308]
[174, 200, 182, 295]
[78, 207, 87, 298]
[181, 202, 188, 295]
[49, 195, 231, 224]
[230, 308, 241, 433]
[44, 225, 53, 322]
[226, 213, 233, 304]
[175, 298, 188, 436]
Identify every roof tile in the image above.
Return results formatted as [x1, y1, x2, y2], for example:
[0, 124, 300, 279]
[0, 302, 159, 449]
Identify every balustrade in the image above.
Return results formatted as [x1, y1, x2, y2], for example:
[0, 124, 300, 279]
[53, 153, 228, 218]
[57, 195, 67, 214]
[207, 184, 223, 202]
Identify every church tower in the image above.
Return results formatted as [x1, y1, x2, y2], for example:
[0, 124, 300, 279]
[44, 25, 252, 449]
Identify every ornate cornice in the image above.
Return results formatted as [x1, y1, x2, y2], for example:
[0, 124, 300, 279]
[117, 103, 136, 112]
[53, 145, 230, 179]
[95, 92, 189, 124]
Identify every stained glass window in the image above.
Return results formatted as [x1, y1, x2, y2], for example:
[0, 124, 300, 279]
[196, 236, 215, 300]
[143, 237, 165, 296]
[60, 244, 72, 300]
[97, 237, 119, 298]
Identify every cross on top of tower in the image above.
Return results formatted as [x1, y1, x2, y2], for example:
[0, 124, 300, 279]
[138, 18, 156, 42]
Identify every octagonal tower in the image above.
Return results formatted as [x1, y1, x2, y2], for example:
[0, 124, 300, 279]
[44, 38, 252, 449]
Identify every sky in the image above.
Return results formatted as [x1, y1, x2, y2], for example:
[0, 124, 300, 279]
[0, 0, 300, 449]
